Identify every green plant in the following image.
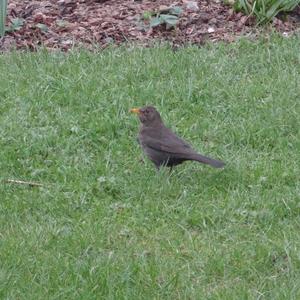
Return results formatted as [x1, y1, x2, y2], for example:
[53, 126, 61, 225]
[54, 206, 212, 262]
[229, 0, 300, 23]
[150, 14, 179, 29]
[36, 23, 48, 32]
[6, 18, 24, 32]
[142, 11, 153, 21]
[147, 6, 183, 29]
[0, 0, 8, 37]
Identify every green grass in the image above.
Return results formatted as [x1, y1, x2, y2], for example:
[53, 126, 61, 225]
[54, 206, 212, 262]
[231, 0, 300, 24]
[0, 36, 300, 299]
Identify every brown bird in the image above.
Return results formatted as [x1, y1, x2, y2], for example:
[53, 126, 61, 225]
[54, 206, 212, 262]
[130, 106, 225, 170]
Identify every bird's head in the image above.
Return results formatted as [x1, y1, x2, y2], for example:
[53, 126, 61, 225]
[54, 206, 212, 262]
[130, 106, 162, 126]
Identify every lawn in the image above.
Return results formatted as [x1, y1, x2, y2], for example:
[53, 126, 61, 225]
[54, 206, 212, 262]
[0, 36, 300, 299]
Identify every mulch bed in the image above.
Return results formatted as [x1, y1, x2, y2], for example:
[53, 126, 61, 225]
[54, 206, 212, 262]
[1, 0, 300, 51]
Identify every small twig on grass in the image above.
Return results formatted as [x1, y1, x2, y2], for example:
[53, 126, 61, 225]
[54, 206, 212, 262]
[4, 179, 43, 187]
[120, 31, 129, 43]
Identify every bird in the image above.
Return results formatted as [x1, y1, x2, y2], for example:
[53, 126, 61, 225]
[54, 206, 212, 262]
[130, 106, 225, 170]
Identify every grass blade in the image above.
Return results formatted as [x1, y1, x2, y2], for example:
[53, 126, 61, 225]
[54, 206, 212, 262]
[0, 0, 8, 37]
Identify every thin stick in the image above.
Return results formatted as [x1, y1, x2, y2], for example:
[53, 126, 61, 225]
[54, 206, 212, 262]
[4, 179, 43, 187]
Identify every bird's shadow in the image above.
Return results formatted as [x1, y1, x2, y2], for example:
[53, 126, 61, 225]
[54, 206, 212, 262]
[156, 163, 246, 193]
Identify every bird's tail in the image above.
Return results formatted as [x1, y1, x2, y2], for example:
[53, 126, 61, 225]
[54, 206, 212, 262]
[190, 153, 225, 168]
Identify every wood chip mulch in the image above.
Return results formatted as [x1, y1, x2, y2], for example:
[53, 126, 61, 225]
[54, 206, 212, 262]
[1, 0, 300, 51]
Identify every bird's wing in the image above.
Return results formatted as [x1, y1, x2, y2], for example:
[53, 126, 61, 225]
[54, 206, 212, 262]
[141, 128, 197, 156]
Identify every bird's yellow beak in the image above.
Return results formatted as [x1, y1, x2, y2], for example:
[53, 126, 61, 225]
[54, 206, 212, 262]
[130, 108, 141, 114]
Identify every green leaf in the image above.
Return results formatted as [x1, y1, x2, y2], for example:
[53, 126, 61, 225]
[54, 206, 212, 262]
[169, 6, 183, 16]
[36, 23, 48, 32]
[160, 14, 179, 27]
[150, 17, 162, 28]
[6, 18, 24, 32]
[142, 11, 153, 20]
